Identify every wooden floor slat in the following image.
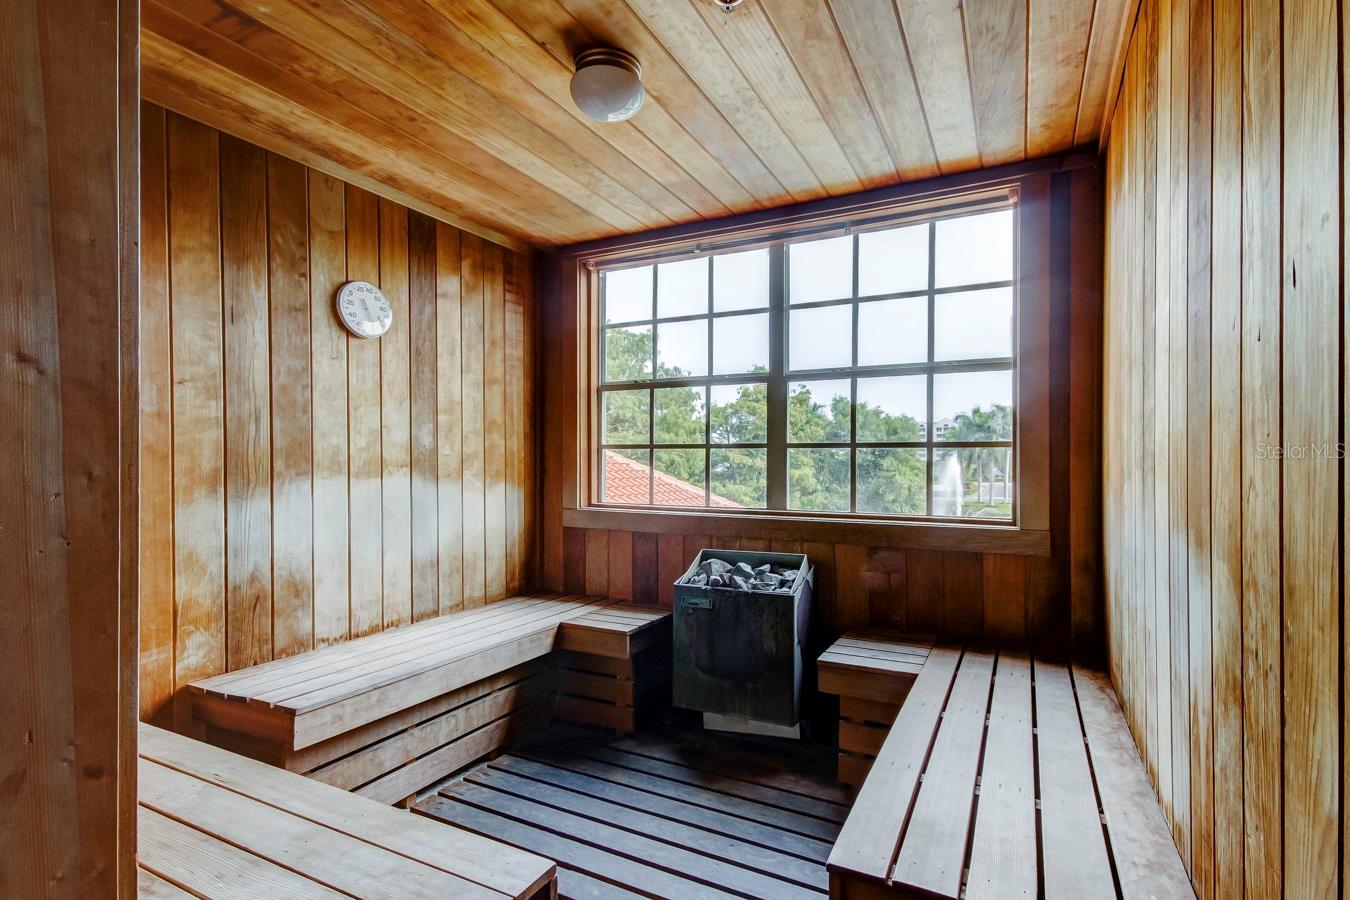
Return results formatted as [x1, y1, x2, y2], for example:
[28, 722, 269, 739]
[499, 752, 833, 863]
[416, 722, 841, 899]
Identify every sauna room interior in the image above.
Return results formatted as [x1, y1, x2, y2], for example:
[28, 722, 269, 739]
[5, 0, 1342, 897]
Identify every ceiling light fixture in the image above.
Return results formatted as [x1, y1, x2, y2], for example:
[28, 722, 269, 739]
[570, 48, 644, 123]
[713, 0, 745, 12]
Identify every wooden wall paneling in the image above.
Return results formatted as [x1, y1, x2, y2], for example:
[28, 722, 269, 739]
[1166, 0, 1191, 864]
[942, 552, 985, 639]
[961, 0, 1028, 167]
[483, 244, 508, 602]
[520, 254, 539, 592]
[1281, 0, 1340, 893]
[460, 234, 487, 607]
[168, 113, 227, 724]
[378, 198, 412, 628]
[436, 223, 464, 614]
[585, 528, 610, 597]
[833, 544, 870, 631]
[1069, 166, 1105, 661]
[801, 541, 837, 641]
[631, 531, 658, 606]
[1208, 0, 1243, 892]
[504, 253, 523, 594]
[657, 533, 685, 609]
[3, 0, 138, 887]
[903, 549, 944, 636]
[983, 555, 1027, 646]
[1185, 0, 1215, 888]
[267, 153, 315, 658]
[1026, 0, 1094, 157]
[408, 211, 439, 622]
[1239, 0, 1282, 887]
[309, 171, 351, 646]
[140, 103, 175, 727]
[563, 527, 587, 595]
[345, 187, 384, 636]
[1150, 0, 1175, 828]
[539, 261, 566, 591]
[606, 529, 634, 602]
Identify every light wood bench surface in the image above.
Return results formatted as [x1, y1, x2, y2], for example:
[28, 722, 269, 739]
[191, 594, 620, 750]
[136, 723, 555, 899]
[828, 649, 1193, 899]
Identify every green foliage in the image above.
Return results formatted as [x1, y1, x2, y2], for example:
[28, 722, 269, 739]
[600, 326, 1011, 515]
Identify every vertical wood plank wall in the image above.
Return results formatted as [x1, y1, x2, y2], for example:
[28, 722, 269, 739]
[1103, 0, 1342, 895]
[540, 165, 1104, 652]
[138, 105, 538, 728]
[1, 0, 138, 894]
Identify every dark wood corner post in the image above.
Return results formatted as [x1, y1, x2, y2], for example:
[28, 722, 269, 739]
[1, 0, 139, 895]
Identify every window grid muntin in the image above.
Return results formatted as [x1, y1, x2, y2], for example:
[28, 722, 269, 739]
[598, 205, 1017, 522]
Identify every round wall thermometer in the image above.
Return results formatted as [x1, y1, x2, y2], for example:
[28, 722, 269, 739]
[335, 280, 393, 338]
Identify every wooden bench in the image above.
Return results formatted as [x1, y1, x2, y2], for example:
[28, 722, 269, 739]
[817, 631, 932, 786]
[553, 603, 673, 734]
[136, 723, 555, 899]
[828, 648, 1194, 899]
[190, 593, 671, 804]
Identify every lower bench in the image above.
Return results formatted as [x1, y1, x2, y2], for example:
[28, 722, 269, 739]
[136, 723, 555, 899]
[828, 648, 1194, 899]
[189, 594, 671, 804]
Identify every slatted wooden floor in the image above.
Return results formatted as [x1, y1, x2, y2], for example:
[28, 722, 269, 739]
[413, 719, 850, 899]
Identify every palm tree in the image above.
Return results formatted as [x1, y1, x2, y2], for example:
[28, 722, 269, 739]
[948, 405, 1012, 504]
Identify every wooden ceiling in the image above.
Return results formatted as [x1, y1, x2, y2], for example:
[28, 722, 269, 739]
[143, 0, 1134, 250]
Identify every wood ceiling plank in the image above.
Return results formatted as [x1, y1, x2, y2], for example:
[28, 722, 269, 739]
[349, 0, 698, 225]
[214, 0, 657, 233]
[1079, 0, 1138, 146]
[142, 31, 560, 247]
[543, 0, 786, 204]
[964, 0, 1028, 166]
[892, 0, 982, 172]
[1028, 0, 1096, 156]
[441, 0, 754, 215]
[827, 0, 940, 181]
[618, 0, 828, 203]
[427, 0, 731, 220]
[754, 0, 898, 189]
[150, 0, 631, 239]
[686, 0, 863, 194]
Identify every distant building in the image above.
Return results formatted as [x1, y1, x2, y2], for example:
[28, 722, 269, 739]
[919, 417, 956, 439]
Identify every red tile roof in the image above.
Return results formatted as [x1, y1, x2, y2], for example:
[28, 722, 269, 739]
[603, 449, 742, 508]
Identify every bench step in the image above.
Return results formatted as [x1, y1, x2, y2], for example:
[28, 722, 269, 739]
[827, 650, 1194, 899]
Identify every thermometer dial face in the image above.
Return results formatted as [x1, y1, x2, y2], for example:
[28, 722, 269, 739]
[335, 281, 393, 339]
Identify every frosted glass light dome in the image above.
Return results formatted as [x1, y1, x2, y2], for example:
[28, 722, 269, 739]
[571, 48, 644, 123]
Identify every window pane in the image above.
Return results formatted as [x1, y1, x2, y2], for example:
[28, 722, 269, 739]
[714, 248, 770, 311]
[788, 379, 851, 442]
[713, 312, 769, 375]
[656, 318, 708, 377]
[604, 265, 653, 323]
[934, 287, 1013, 361]
[933, 448, 1013, 519]
[933, 370, 1013, 440]
[856, 375, 926, 442]
[857, 297, 927, 366]
[789, 305, 852, 371]
[654, 449, 706, 506]
[657, 257, 708, 318]
[858, 223, 928, 296]
[789, 235, 853, 304]
[602, 448, 650, 504]
[710, 382, 767, 444]
[654, 386, 706, 444]
[603, 389, 649, 443]
[857, 448, 927, 515]
[711, 447, 766, 508]
[788, 448, 850, 512]
[935, 209, 1013, 288]
[603, 325, 652, 382]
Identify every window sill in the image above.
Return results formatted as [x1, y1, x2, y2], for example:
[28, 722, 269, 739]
[563, 506, 1050, 556]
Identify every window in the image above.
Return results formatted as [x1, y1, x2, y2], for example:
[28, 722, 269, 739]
[596, 204, 1017, 522]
